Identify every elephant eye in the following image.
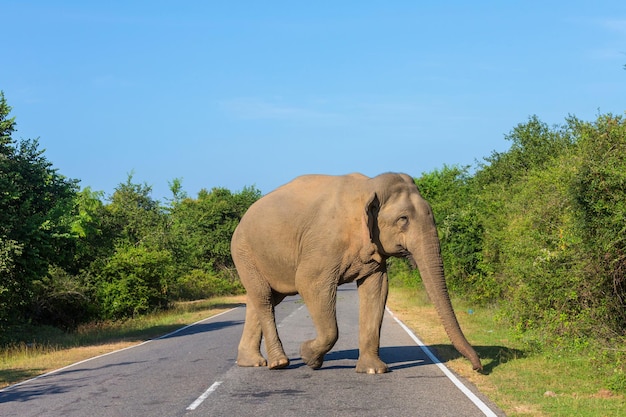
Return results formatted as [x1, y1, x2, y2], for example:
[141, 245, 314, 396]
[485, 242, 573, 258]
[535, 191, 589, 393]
[397, 216, 409, 227]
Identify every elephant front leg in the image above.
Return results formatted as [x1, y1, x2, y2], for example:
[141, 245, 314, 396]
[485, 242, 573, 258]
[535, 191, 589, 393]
[356, 271, 389, 374]
[298, 283, 339, 369]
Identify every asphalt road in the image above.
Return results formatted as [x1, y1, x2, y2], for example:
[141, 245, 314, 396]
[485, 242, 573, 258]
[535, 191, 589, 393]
[0, 284, 504, 416]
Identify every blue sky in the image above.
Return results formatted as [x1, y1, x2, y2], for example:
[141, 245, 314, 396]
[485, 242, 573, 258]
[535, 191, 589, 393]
[3, 1, 625, 200]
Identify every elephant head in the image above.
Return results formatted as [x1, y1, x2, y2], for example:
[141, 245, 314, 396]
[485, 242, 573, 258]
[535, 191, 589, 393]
[367, 173, 482, 371]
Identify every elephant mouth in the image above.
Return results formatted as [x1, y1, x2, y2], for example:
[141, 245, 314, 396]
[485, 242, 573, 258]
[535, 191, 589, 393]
[400, 250, 418, 269]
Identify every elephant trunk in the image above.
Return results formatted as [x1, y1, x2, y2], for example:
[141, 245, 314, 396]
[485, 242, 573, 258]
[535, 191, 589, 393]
[410, 226, 483, 371]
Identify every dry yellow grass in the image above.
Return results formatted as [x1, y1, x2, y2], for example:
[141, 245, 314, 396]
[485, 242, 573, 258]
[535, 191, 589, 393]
[1, 342, 138, 389]
[1, 295, 245, 389]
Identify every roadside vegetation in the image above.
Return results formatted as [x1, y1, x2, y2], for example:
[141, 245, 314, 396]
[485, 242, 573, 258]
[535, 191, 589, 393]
[1, 91, 258, 335]
[388, 113, 626, 415]
[387, 286, 625, 416]
[414, 113, 625, 380]
[1, 90, 625, 415]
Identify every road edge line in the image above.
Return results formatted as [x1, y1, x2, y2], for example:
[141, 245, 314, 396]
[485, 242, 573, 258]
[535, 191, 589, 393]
[0, 307, 242, 393]
[385, 306, 498, 417]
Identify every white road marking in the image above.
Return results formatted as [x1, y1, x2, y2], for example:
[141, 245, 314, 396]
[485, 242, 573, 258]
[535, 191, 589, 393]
[277, 304, 306, 328]
[186, 381, 223, 411]
[184, 301, 303, 412]
[155, 307, 238, 339]
[386, 307, 499, 417]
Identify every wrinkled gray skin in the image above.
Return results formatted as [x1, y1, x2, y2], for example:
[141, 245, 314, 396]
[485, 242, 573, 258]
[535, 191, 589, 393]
[231, 173, 482, 373]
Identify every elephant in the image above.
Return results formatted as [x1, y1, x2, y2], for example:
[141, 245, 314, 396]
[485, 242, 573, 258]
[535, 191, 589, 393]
[231, 172, 482, 374]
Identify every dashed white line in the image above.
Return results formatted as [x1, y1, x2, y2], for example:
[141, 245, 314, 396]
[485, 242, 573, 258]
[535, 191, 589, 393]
[386, 307, 499, 417]
[186, 381, 223, 411]
[277, 304, 306, 328]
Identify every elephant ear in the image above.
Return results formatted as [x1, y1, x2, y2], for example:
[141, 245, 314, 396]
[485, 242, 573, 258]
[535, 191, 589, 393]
[359, 192, 383, 263]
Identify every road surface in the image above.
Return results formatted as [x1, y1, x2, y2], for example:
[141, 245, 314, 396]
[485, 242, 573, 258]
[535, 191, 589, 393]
[0, 284, 504, 416]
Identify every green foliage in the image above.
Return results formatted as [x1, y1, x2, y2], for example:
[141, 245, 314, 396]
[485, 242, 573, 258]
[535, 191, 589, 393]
[495, 154, 591, 342]
[405, 113, 626, 356]
[31, 266, 93, 330]
[414, 165, 494, 302]
[476, 115, 575, 185]
[172, 269, 244, 300]
[6, 81, 620, 367]
[0, 92, 260, 331]
[0, 91, 15, 150]
[0, 92, 78, 327]
[168, 186, 261, 272]
[96, 245, 174, 320]
[87, 183, 258, 321]
[68, 187, 116, 274]
[387, 257, 422, 288]
[571, 114, 626, 333]
[106, 173, 168, 248]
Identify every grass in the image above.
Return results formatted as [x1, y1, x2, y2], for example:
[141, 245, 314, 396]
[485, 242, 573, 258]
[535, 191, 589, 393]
[386, 286, 626, 417]
[0, 295, 246, 389]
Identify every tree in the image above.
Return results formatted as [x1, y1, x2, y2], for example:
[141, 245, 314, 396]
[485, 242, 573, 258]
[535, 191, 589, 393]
[0, 92, 78, 326]
[169, 186, 261, 272]
[167, 186, 260, 299]
[476, 115, 575, 186]
[415, 166, 492, 300]
[571, 114, 626, 333]
[0, 92, 20, 325]
[419, 113, 626, 345]
[0, 91, 15, 151]
[81, 175, 174, 319]
[0, 90, 260, 327]
[105, 173, 167, 247]
[68, 187, 115, 273]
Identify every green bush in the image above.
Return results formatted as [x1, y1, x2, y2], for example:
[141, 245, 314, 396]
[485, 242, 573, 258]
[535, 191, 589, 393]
[172, 269, 244, 300]
[414, 165, 497, 303]
[30, 266, 93, 330]
[571, 114, 626, 334]
[404, 113, 626, 349]
[97, 246, 174, 320]
[168, 186, 261, 272]
[387, 258, 422, 288]
[495, 155, 584, 337]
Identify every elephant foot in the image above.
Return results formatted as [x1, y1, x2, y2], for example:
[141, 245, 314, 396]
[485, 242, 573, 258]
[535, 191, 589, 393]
[300, 340, 325, 369]
[237, 349, 267, 367]
[268, 355, 290, 370]
[356, 355, 389, 374]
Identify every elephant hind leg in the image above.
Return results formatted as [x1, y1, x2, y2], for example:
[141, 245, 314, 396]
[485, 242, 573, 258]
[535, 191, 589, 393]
[265, 291, 289, 369]
[237, 299, 267, 367]
[235, 257, 289, 369]
[237, 298, 289, 369]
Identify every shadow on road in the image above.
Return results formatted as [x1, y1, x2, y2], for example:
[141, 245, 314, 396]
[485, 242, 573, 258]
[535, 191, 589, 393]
[310, 346, 426, 371]
[0, 381, 73, 404]
[300, 344, 524, 374]
[158, 320, 244, 339]
[0, 360, 147, 403]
